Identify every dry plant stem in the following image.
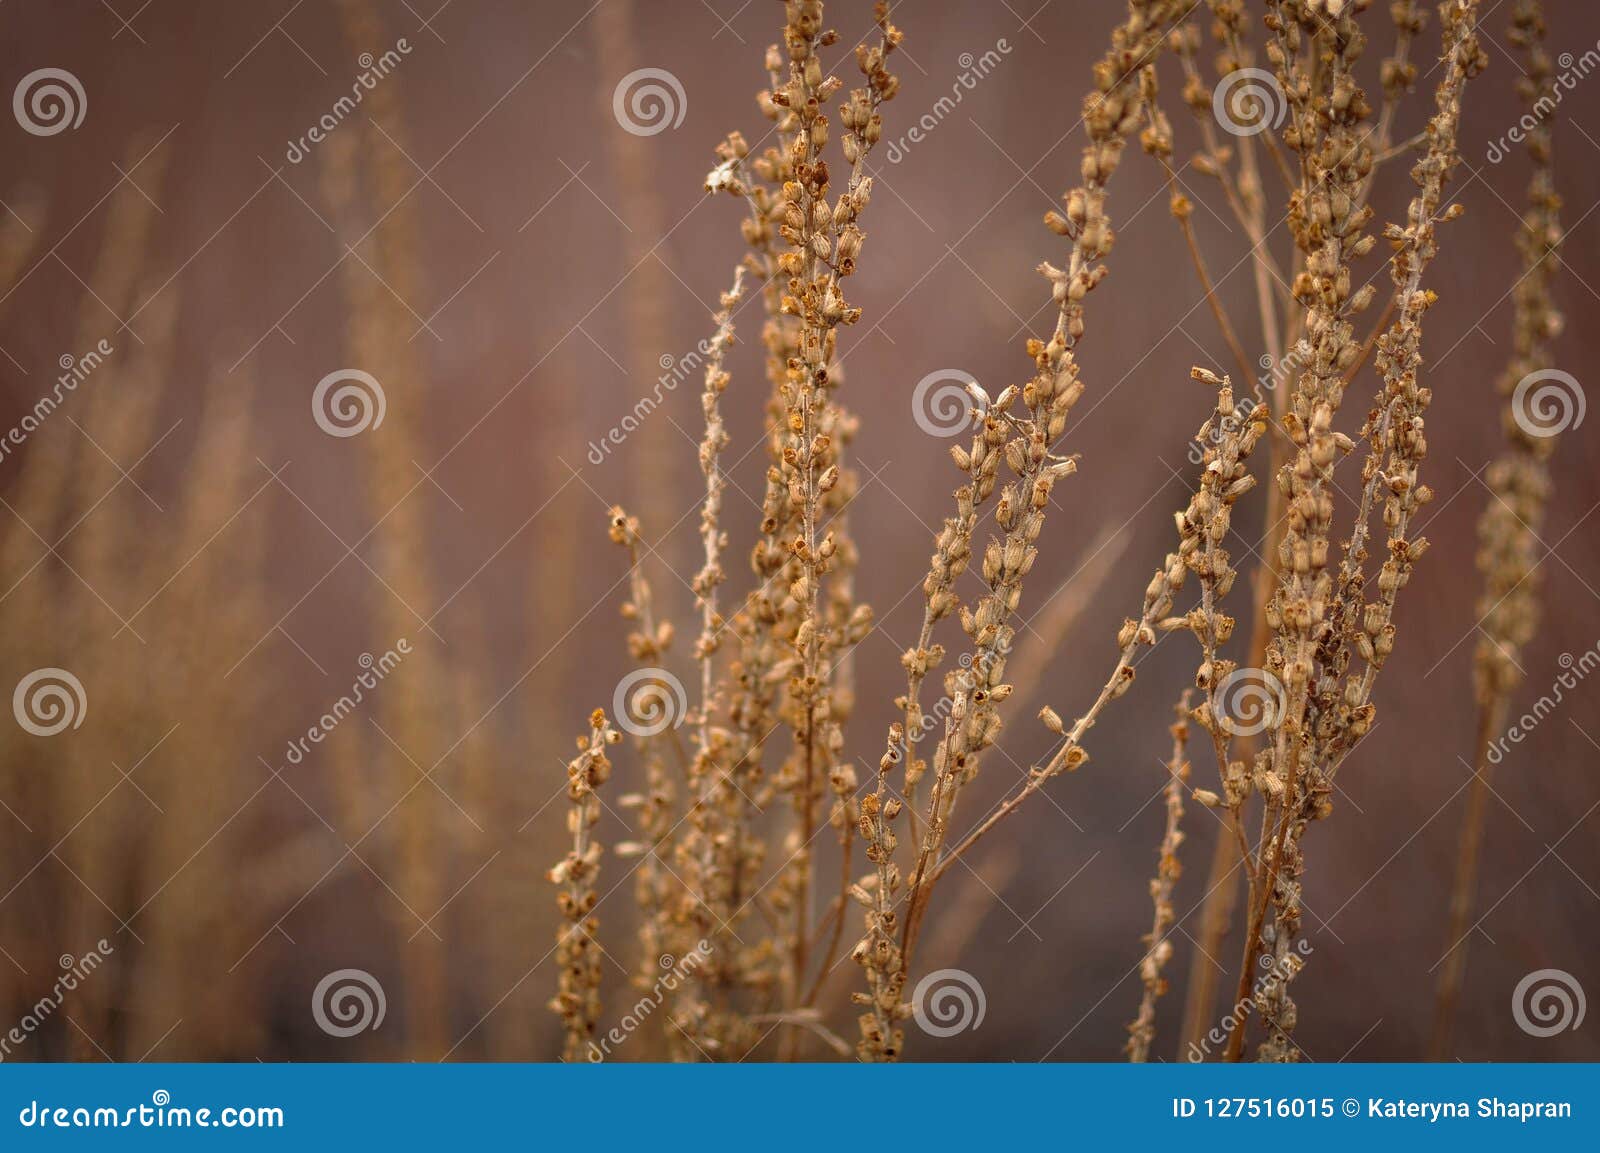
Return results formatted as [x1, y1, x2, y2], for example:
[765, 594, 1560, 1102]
[1221, 0, 1382, 1060]
[1431, 694, 1508, 1053]
[923, 371, 1265, 900]
[1366, 1, 1424, 201]
[892, 5, 1193, 1013]
[895, 415, 1004, 844]
[1432, 0, 1562, 1057]
[1144, 100, 1255, 387]
[687, 263, 762, 1051]
[768, 2, 900, 1058]
[1227, 0, 1484, 1061]
[549, 711, 620, 1062]
[1176, 6, 1292, 354]
[695, 265, 748, 754]
[1127, 693, 1193, 1061]
[1176, 0, 1416, 1053]
[1171, 9, 1291, 1048]
[606, 508, 694, 1050]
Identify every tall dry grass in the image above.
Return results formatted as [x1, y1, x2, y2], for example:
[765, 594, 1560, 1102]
[0, 0, 1574, 1064]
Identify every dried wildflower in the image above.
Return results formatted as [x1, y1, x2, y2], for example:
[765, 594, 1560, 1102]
[549, 710, 620, 1061]
[882, 5, 1193, 1053]
[761, 0, 898, 1051]
[605, 507, 692, 1047]
[1127, 692, 1192, 1062]
[1230, 0, 1486, 1062]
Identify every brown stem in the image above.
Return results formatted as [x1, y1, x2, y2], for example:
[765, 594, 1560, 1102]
[1430, 694, 1509, 1057]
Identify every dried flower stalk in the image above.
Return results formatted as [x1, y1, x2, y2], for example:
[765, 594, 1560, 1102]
[1127, 691, 1192, 1062]
[884, 7, 1193, 1045]
[1229, 0, 1485, 1061]
[549, 710, 619, 1061]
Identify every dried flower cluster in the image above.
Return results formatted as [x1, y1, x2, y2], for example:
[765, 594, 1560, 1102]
[1127, 692, 1192, 1062]
[1221, 0, 1486, 1062]
[566, 0, 1557, 1064]
[549, 710, 619, 1061]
